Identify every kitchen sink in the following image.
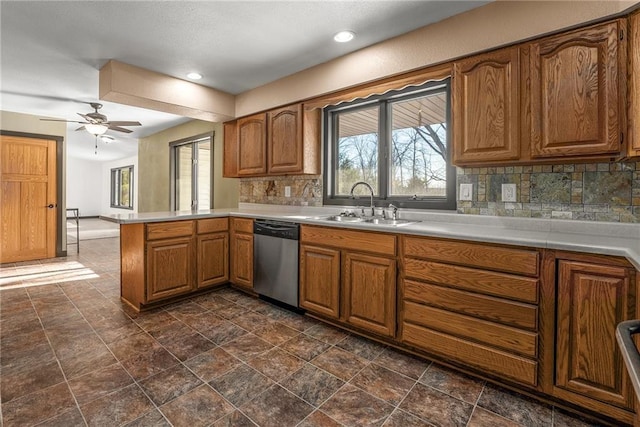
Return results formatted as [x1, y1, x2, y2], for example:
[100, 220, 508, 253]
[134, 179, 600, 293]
[363, 218, 419, 226]
[318, 215, 365, 222]
[314, 215, 419, 227]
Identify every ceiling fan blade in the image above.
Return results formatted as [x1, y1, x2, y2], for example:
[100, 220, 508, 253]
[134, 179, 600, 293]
[107, 126, 134, 133]
[106, 121, 141, 127]
[77, 112, 97, 122]
[40, 118, 85, 123]
[75, 126, 86, 132]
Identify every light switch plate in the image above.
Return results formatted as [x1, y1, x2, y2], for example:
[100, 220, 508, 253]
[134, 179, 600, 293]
[284, 186, 291, 198]
[502, 183, 517, 202]
[459, 183, 473, 201]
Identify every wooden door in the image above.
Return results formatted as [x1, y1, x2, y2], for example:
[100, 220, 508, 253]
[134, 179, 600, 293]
[237, 113, 267, 176]
[343, 252, 396, 337]
[630, 11, 640, 157]
[146, 237, 195, 302]
[197, 232, 229, 288]
[268, 104, 302, 174]
[0, 135, 57, 263]
[299, 244, 340, 319]
[452, 46, 520, 164]
[230, 231, 253, 289]
[529, 21, 622, 158]
[555, 260, 634, 410]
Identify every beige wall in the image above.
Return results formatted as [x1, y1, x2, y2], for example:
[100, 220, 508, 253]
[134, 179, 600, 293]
[0, 110, 69, 250]
[236, 0, 638, 116]
[138, 119, 238, 212]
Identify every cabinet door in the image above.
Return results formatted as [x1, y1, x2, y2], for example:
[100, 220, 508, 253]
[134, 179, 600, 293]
[268, 104, 303, 174]
[230, 232, 253, 289]
[197, 232, 229, 288]
[343, 252, 396, 337]
[237, 113, 267, 176]
[630, 11, 640, 157]
[223, 121, 238, 178]
[452, 46, 520, 164]
[146, 237, 195, 302]
[530, 21, 622, 158]
[555, 260, 634, 409]
[299, 244, 341, 319]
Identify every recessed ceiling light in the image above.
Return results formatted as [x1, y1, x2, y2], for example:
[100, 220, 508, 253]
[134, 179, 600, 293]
[187, 72, 202, 80]
[334, 30, 355, 43]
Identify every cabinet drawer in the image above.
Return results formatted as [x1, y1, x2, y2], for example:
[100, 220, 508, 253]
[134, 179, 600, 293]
[146, 221, 194, 240]
[403, 322, 538, 387]
[404, 259, 539, 303]
[403, 236, 539, 276]
[403, 279, 537, 330]
[231, 217, 254, 234]
[197, 218, 229, 234]
[301, 225, 396, 257]
[403, 301, 538, 358]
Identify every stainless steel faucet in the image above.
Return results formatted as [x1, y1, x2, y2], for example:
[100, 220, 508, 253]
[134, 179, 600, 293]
[349, 181, 375, 216]
[388, 204, 398, 220]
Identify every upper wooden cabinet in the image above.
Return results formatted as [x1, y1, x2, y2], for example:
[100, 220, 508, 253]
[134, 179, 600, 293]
[453, 46, 521, 164]
[237, 113, 267, 176]
[223, 103, 320, 177]
[629, 11, 640, 158]
[528, 20, 624, 159]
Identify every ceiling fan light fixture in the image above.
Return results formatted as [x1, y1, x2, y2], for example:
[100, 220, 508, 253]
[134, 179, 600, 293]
[85, 123, 108, 136]
[333, 30, 355, 43]
[187, 72, 202, 80]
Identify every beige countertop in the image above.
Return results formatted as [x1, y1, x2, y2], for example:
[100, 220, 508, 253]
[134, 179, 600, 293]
[102, 203, 640, 270]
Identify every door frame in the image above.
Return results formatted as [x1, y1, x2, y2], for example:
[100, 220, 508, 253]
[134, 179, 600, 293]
[1, 130, 66, 257]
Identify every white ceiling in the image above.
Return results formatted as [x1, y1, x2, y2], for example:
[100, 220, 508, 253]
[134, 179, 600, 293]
[0, 0, 489, 161]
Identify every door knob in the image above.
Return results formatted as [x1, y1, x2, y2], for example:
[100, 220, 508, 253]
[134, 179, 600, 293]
[47, 204, 55, 209]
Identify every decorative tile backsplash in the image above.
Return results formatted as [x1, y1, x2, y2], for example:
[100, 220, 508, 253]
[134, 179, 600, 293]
[457, 161, 640, 222]
[239, 162, 640, 222]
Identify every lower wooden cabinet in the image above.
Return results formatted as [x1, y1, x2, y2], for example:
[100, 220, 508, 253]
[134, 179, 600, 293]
[554, 257, 636, 419]
[299, 244, 340, 318]
[197, 232, 229, 288]
[229, 218, 254, 290]
[146, 236, 195, 302]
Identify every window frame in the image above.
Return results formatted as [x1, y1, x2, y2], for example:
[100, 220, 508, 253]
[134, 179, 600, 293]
[110, 165, 134, 210]
[323, 78, 455, 210]
[169, 132, 214, 211]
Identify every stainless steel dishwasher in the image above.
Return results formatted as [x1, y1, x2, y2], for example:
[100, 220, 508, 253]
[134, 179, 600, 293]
[253, 219, 300, 308]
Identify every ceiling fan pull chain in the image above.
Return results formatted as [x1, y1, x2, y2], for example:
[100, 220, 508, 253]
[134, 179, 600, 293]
[95, 137, 98, 155]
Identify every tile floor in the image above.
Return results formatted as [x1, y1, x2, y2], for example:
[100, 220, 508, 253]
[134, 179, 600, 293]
[0, 238, 602, 427]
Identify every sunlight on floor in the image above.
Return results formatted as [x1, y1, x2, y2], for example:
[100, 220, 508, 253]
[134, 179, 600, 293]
[0, 261, 99, 290]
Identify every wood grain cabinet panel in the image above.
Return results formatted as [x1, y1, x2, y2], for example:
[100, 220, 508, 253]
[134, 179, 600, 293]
[630, 11, 640, 157]
[529, 21, 623, 158]
[223, 120, 238, 178]
[146, 221, 194, 240]
[197, 232, 229, 288]
[146, 237, 195, 302]
[299, 244, 341, 319]
[237, 113, 267, 176]
[230, 227, 253, 290]
[555, 260, 635, 410]
[268, 105, 303, 174]
[343, 252, 396, 337]
[453, 46, 520, 164]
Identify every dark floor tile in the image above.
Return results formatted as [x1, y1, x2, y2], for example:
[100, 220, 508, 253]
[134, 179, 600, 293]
[277, 313, 319, 332]
[200, 320, 248, 345]
[298, 410, 342, 427]
[242, 384, 314, 427]
[279, 334, 331, 361]
[254, 304, 293, 321]
[59, 344, 118, 379]
[552, 407, 601, 427]
[467, 407, 520, 427]
[134, 310, 177, 332]
[230, 311, 273, 332]
[477, 384, 552, 426]
[108, 331, 159, 360]
[159, 331, 215, 361]
[50, 331, 107, 361]
[184, 347, 242, 382]
[1, 382, 77, 426]
[44, 318, 94, 342]
[96, 320, 143, 344]
[140, 364, 203, 406]
[159, 385, 234, 427]
[305, 324, 349, 345]
[373, 348, 430, 380]
[216, 303, 248, 319]
[1, 359, 65, 403]
[280, 364, 344, 407]
[1, 331, 52, 368]
[33, 406, 86, 426]
[419, 364, 484, 404]
[336, 335, 386, 360]
[80, 383, 154, 427]
[220, 333, 274, 361]
[0, 316, 42, 337]
[247, 347, 305, 381]
[165, 301, 207, 322]
[253, 322, 300, 346]
[212, 410, 257, 427]
[311, 347, 368, 382]
[382, 409, 433, 427]
[400, 383, 473, 427]
[123, 409, 171, 427]
[180, 311, 225, 332]
[350, 364, 415, 405]
[197, 295, 234, 311]
[209, 364, 274, 406]
[121, 346, 180, 381]
[68, 363, 134, 405]
[320, 384, 394, 427]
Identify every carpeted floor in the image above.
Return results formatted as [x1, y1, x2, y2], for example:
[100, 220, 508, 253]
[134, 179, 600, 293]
[66, 218, 120, 243]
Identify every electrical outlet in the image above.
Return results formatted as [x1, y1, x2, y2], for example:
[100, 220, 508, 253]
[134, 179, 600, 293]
[284, 186, 291, 198]
[502, 183, 517, 202]
[459, 183, 473, 201]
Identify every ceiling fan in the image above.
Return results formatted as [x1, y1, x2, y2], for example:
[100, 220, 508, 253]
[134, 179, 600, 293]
[41, 102, 141, 154]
